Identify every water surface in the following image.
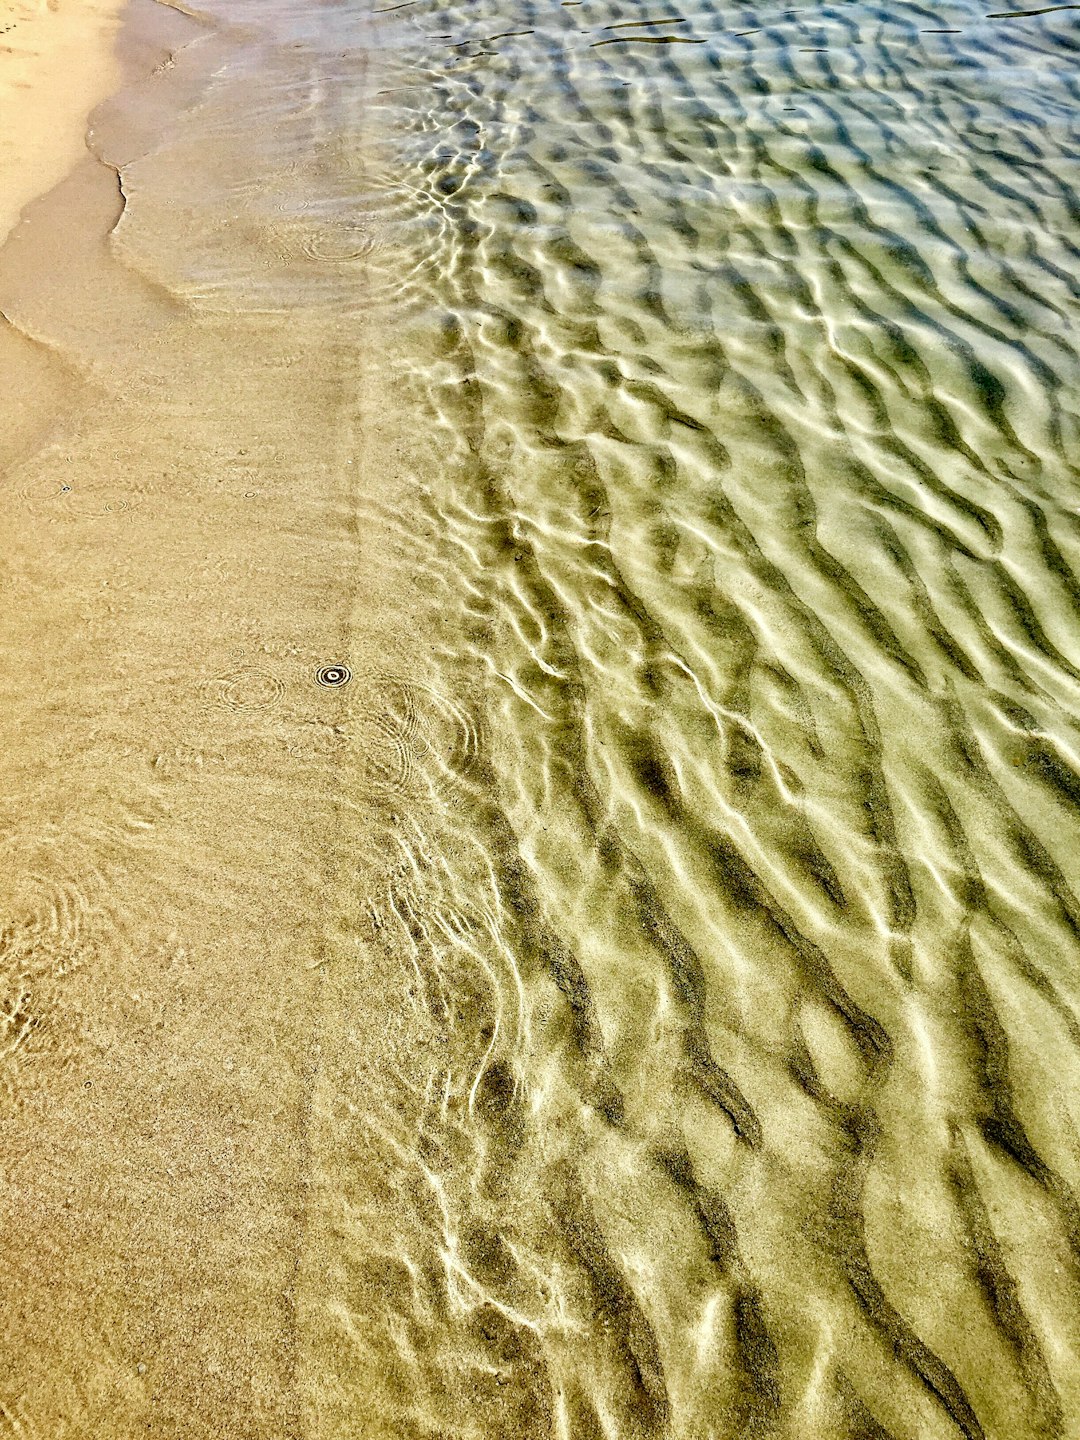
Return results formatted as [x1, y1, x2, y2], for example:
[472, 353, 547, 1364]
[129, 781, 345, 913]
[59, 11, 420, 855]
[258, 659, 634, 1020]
[2, 0, 1080, 1434]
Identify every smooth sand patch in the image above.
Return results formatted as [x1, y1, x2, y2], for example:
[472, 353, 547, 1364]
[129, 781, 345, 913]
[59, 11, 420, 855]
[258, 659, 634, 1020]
[0, 0, 128, 245]
[0, 0, 438, 1430]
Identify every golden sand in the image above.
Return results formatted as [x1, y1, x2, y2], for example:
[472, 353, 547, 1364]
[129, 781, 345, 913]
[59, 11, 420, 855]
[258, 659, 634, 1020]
[0, 0, 129, 245]
[2, 0, 1080, 1434]
[0, 2, 432, 1431]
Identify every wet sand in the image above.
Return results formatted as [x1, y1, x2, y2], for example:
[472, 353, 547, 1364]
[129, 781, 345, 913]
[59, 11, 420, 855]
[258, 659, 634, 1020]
[0, 2, 437, 1432]
[2, 0, 1080, 1435]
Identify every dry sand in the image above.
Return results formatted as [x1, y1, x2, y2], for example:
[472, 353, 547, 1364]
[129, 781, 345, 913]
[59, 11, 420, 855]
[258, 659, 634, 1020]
[0, 0, 128, 245]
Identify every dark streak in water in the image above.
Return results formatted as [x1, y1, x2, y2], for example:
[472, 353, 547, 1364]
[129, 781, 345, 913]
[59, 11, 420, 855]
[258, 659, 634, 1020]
[272, 0, 1080, 1429]
[601, 14, 689, 27]
[590, 34, 706, 45]
[986, 2, 1080, 12]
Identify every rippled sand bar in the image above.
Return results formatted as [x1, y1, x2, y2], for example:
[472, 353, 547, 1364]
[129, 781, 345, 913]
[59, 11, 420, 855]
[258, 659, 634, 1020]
[1, 0, 1079, 1435]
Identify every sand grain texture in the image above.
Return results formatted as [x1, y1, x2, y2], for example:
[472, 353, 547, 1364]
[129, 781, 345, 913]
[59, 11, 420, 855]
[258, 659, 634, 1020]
[0, 2, 436, 1434]
[1, 0, 1079, 1435]
[0, 0, 130, 245]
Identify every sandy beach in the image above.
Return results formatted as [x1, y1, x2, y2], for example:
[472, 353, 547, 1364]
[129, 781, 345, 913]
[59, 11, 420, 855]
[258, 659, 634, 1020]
[0, 2, 438, 1432]
[0, 0, 129, 245]
[2, 0, 1079, 1435]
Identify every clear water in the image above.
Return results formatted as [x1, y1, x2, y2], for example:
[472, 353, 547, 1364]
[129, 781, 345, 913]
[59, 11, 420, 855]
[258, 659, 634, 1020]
[2, 0, 1080, 1433]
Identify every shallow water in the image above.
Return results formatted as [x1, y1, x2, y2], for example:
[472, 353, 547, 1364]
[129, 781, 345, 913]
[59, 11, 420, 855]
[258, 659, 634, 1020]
[2, 0, 1080, 1434]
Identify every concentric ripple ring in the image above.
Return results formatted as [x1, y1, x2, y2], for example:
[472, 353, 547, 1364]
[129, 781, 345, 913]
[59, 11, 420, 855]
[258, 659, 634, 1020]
[316, 664, 352, 688]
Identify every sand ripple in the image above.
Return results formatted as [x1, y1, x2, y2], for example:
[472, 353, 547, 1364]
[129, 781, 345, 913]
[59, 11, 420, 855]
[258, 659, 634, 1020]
[304, 0, 1080, 1433]
[4, 0, 1076, 1431]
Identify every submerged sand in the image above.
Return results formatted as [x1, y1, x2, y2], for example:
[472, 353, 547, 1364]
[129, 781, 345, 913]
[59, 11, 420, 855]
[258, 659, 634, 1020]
[0, 2, 436, 1432]
[2, 0, 1080, 1435]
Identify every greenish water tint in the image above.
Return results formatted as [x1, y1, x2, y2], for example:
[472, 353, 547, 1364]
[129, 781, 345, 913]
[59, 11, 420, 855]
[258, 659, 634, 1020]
[87, 0, 1080, 1431]
[332, 1, 1080, 1433]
